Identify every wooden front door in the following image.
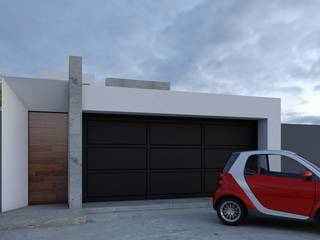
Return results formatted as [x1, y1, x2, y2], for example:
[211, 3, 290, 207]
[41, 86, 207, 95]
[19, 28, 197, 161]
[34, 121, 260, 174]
[29, 112, 68, 204]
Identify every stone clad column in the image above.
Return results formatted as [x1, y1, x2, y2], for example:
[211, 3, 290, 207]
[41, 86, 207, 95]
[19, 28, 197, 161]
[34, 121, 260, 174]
[68, 56, 82, 208]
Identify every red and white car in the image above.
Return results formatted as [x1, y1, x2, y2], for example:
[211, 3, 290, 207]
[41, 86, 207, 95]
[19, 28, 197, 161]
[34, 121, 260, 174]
[213, 150, 320, 225]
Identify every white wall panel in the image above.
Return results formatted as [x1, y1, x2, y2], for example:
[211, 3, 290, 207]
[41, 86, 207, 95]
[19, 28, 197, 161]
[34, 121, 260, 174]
[1, 80, 28, 212]
[83, 86, 281, 150]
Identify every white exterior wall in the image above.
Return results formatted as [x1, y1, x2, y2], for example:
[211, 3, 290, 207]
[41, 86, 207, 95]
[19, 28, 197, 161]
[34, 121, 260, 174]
[0, 76, 67, 212]
[83, 86, 281, 150]
[1, 80, 28, 212]
[3, 76, 68, 112]
[0, 76, 281, 212]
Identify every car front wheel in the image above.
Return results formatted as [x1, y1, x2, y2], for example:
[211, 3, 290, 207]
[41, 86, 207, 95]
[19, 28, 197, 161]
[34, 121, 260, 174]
[217, 197, 246, 225]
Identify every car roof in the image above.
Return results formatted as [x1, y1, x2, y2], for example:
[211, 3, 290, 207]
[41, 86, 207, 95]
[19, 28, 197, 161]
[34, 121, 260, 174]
[236, 150, 297, 155]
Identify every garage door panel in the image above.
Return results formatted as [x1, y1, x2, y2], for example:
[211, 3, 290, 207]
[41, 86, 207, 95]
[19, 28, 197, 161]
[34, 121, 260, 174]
[204, 148, 234, 169]
[204, 171, 220, 193]
[150, 148, 201, 169]
[87, 121, 146, 144]
[205, 124, 256, 146]
[150, 172, 202, 195]
[87, 173, 146, 197]
[150, 123, 201, 145]
[88, 148, 147, 170]
[83, 114, 257, 201]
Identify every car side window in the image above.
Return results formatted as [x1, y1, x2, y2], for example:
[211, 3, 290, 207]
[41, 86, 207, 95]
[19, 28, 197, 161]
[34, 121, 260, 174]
[268, 155, 307, 178]
[244, 154, 309, 178]
[244, 154, 269, 176]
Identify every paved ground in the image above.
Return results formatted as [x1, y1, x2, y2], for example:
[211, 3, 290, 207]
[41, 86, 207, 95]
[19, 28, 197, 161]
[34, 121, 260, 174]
[1, 207, 319, 240]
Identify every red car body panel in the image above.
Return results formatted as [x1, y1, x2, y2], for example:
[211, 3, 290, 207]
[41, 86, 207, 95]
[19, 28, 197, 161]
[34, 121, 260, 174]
[310, 180, 320, 218]
[213, 159, 320, 221]
[245, 175, 316, 216]
[213, 173, 255, 209]
[213, 151, 320, 223]
[214, 173, 320, 219]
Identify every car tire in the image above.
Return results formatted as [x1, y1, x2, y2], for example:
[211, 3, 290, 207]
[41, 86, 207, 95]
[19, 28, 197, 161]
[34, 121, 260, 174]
[217, 197, 246, 226]
[316, 210, 320, 223]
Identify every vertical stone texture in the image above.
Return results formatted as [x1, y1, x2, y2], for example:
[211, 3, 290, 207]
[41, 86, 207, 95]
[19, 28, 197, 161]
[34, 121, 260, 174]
[68, 56, 82, 208]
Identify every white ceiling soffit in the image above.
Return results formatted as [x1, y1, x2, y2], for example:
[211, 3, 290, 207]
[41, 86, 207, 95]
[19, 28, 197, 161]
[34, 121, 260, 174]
[4, 76, 68, 112]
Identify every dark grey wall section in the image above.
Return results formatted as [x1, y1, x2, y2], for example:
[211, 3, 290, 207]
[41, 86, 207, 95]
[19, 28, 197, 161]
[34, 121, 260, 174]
[282, 124, 320, 167]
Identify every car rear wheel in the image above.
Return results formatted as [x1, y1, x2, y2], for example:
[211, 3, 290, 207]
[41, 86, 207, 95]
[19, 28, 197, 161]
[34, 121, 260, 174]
[217, 197, 246, 225]
[316, 210, 320, 223]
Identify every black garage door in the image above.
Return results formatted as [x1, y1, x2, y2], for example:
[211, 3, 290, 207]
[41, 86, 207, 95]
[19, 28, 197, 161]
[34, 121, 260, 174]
[83, 114, 257, 202]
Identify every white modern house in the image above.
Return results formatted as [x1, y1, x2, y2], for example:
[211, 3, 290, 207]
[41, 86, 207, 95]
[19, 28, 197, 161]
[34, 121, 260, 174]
[1, 56, 282, 212]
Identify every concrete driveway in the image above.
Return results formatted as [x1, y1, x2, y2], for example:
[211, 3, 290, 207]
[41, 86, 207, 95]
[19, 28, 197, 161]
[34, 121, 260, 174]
[1, 206, 319, 240]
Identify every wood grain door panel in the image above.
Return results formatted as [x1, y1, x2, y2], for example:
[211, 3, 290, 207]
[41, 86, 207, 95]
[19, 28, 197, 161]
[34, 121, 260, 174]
[29, 112, 68, 204]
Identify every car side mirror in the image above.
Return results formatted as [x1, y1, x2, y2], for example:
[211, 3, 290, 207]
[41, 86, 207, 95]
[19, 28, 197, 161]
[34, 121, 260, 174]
[302, 170, 313, 179]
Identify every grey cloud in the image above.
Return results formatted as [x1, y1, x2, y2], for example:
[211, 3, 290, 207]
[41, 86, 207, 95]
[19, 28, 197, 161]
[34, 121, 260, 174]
[140, 0, 320, 96]
[278, 86, 303, 94]
[285, 115, 320, 125]
[0, 0, 201, 78]
[314, 85, 320, 91]
[0, 0, 319, 124]
[283, 110, 320, 125]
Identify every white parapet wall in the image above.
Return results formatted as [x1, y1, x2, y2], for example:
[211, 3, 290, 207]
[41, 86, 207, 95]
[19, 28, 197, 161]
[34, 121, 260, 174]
[83, 85, 281, 150]
[1, 80, 28, 212]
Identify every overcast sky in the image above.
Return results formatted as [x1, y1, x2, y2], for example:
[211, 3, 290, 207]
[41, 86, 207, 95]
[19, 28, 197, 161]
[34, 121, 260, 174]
[0, 0, 319, 124]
